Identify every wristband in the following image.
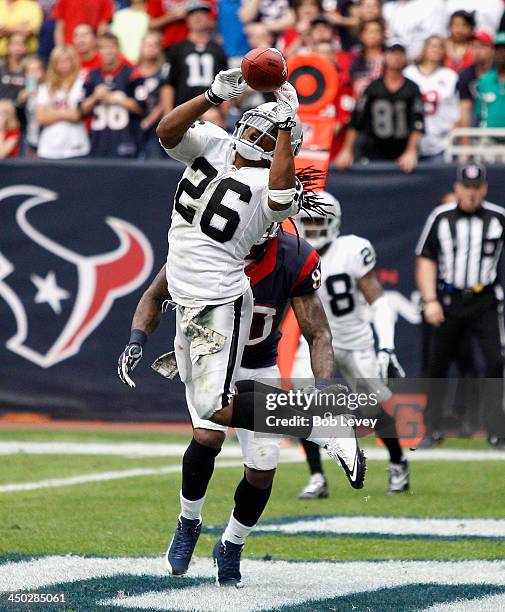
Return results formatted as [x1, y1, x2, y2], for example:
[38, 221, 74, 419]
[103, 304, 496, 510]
[422, 298, 438, 305]
[204, 88, 223, 106]
[276, 119, 296, 131]
[129, 329, 147, 346]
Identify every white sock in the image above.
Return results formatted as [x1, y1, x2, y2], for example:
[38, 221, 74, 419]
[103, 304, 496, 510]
[222, 511, 254, 546]
[180, 490, 205, 521]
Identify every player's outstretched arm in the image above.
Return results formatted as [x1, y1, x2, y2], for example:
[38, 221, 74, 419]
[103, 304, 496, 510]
[156, 68, 246, 149]
[117, 266, 170, 388]
[292, 293, 334, 379]
[156, 94, 212, 150]
[359, 272, 405, 381]
[268, 82, 298, 211]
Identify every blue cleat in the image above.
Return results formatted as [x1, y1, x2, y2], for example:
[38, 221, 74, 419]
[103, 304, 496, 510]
[166, 516, 201, 576]
[212, 538, 244, 587]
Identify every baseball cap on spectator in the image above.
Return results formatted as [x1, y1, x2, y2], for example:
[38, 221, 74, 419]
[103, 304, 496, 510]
[494, 32, 505, 47]
[457, 163, 487, 185]
[473, 31, 494, 46]
[186, 0, 211, 14]
[385, 42, 406, 53]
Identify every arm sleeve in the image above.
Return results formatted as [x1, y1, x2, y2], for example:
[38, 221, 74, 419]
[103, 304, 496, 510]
[165, 47, 178, 87]
[82, 75, 95, 100]
[291, 250, 321, 298]
[415, 211, 439, 259]
[262, 176, 303, 222]
[457, 71, 473, 101]
[349, 87, 370, 131]
[409, 84, 425, 133]
[101, 0, 114, 22]
[216, 46, 228, 73]
[52, 0, 65, 19]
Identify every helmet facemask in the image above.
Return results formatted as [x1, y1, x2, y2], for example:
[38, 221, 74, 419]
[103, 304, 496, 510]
[233, 102, 303, 161]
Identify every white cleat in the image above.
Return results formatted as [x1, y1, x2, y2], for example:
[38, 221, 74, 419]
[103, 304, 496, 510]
[298, 473, 329, 499]
[323, 426, 366, 489]
[387, 459, 409, 494]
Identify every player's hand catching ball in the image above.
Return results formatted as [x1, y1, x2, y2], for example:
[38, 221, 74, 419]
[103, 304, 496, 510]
[205, 68, 247, 105]
[273, 82, 299, 129]
[377, 349, 406, 383]
[117, 343, 143, 388]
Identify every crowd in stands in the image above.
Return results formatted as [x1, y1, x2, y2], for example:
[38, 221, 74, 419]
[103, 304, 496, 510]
[1, 0, 505, 169]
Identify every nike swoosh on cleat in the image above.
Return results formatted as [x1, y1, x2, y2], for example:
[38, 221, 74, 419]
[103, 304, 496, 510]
[337, 453, 358, 482]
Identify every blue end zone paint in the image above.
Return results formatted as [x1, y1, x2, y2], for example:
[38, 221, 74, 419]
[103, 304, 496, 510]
[274, 584, 505, 612]
[1, 572, 213, 612]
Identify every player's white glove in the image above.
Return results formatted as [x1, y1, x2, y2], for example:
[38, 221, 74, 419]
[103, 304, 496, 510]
[273, 82, 299, 129]
[205, 68, 247, 105]
[377, 349, 405, 383]
[117, 343, 143, 389]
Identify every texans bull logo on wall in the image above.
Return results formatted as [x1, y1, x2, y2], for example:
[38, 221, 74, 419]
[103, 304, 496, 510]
[0, 185, 153, 368]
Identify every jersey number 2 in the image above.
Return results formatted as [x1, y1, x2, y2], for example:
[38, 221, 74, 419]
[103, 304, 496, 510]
[175, 157, 252, 243]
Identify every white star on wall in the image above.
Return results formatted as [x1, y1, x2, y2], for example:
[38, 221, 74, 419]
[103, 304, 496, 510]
[31, 271, 70, 315]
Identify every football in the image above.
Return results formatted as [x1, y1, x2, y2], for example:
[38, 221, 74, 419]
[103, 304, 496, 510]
[241, 47, 288, 92]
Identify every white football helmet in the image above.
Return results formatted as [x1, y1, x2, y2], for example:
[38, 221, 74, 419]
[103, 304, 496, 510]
[295, 191, 341, 250]
[232, 102, 303, 161]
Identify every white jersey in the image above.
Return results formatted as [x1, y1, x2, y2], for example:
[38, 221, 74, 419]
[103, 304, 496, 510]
[403, 65, 460, 157]
[162, 121, 299, 306]
[36, 78, 90, 159]
[318, 235, 376, 351]
[383, 0, 447, 60]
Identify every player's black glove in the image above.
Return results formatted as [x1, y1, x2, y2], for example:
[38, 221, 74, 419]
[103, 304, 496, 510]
[117, 329, 147, 389]
[377, 349, 405, 383]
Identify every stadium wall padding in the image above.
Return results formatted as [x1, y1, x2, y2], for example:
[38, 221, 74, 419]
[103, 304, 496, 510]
[1, 160, 505, 421]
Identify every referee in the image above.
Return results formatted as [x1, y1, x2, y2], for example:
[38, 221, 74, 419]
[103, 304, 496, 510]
[416, 163, 505, 448]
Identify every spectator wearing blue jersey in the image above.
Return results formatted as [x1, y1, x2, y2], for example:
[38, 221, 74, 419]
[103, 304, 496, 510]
[81, 32, 143, 158]
[133, 30, 170, 158]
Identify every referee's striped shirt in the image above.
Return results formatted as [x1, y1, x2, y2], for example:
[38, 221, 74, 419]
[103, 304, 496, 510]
[416, 200, 505, 289]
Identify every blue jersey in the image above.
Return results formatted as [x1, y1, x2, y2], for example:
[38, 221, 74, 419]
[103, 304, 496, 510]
[242, 232, 320, 369]
[83, 62, 142, 158]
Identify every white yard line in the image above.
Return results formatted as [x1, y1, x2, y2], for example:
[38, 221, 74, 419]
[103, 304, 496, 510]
[255, 515, 505, 538]
[0, 460, 245, 494]
[1, 441, 503, 494]
[1, 440, 504, 461]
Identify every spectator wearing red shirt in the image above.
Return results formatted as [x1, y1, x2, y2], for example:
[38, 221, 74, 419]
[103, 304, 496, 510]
[53, 0, 114, 46]
[446, 10, 476, 73]
[0, 99, 21, 158]
[73, 24, 102, 73]
[147, 0, 189, 52]
[278, 0, 322, 57]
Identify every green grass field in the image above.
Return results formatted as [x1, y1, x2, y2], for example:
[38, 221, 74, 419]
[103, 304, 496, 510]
[1, 427, 505, 611]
